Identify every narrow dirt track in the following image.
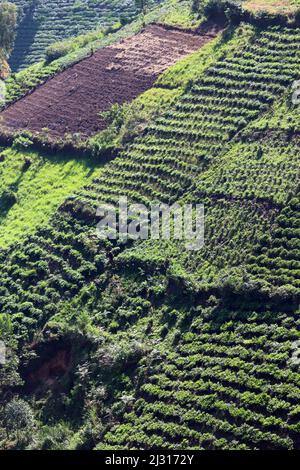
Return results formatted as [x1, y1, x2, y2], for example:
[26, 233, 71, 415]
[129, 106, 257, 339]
[0, 24, 221, 139]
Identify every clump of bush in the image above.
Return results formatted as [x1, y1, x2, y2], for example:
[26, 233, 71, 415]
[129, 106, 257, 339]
[90, 100, 158, 158]
[201, 0, 299, 26]
[45, 42, 73, 62]
[12, 131, 34, 150]
[0, 188, 17, 210]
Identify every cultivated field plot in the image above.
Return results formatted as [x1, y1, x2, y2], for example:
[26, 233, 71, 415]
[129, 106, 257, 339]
[0, 25, 218, 139]
[9, 0, 158, 71]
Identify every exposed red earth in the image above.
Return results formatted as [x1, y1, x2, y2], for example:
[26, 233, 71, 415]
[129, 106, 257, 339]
[0, 24, 221, 139]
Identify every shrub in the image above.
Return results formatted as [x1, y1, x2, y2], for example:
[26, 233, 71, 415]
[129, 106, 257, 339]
[12, 132, 34, 150]
[0, 189, 17, 209]
[45, 43, 72, 63]
[3, 399, 35, 439]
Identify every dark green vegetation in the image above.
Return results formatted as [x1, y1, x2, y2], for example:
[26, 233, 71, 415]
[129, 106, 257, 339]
[0, 2, 17, 58]
[1, 0, 300, 451]
[0, 2, 17, 79]
[8, 0, 162, 71]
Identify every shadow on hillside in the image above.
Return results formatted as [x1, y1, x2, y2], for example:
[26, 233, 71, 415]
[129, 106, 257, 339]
[9, 4, 39, 72]
[0, 170, 24, 220]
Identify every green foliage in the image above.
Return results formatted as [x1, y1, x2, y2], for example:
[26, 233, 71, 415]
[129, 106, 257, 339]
[157, 0, 202, 27]
[45, 28, 115, 63]
[90, 90, 180, 154]
[3, 399, 35, 446]
[0, 2, 17, 56]
[104, 307, 300, 450]
[4, 399, 34, 432]
[200, 0, 300, 25]
[0, 147, 100, 247]
[1, 12, 300, 451]
[12, 132, 33, 150]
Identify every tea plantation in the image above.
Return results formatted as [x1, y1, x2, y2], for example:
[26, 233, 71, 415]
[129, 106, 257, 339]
[0, 0, 300, 452]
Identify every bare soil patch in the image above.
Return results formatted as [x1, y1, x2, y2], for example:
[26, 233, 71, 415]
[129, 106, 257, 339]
[0, 24, 221, 139]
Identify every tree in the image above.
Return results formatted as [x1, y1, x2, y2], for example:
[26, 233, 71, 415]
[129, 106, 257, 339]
[0, 2, 17, 56]
[4, 399, 35, 441]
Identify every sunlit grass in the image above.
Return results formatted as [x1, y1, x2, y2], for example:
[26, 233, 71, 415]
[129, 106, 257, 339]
[0, 148, 101, 248]
[243, 0, 298, 14]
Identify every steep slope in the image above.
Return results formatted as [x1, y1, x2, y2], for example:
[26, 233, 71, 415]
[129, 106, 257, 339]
[9, 0, 161, 71]
[100, 104, 300, 450]
[0, 17, 221, 250]
[1, 20, 300, 450]
[2, 0, 202, 109]
[102, 308, 300, 450]
[0, 24, 217, 138]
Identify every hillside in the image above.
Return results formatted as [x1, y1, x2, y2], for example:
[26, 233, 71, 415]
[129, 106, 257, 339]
[8, 0, 163, 72]
[0, 4, 218, 248]
[0, 24, 216, 138]
[0, 0, 300, 452]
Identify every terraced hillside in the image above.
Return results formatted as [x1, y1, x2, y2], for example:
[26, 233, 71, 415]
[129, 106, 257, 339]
[9, 0, 161, 71]
[1, 16, 300, 450]
[0, 24, 218, 139]
[102, 309, 300, 450]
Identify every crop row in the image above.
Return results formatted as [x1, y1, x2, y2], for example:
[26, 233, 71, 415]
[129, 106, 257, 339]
[9, 0, 152, 70]
[103, 309, 300, 450]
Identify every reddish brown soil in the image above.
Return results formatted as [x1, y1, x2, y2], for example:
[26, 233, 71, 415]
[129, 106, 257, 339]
[0, 24, 220, 139]
[26, 348, 72, 390]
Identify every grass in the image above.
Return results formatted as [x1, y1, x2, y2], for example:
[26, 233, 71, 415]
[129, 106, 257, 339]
[0, 147, 101, 248]
[243, 0, 298, 14]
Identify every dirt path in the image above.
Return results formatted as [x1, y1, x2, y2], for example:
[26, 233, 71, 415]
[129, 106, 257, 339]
[0, 24, 221, 139]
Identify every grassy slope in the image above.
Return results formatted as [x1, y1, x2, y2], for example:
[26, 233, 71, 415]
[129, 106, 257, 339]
[0, 147, 100, 248]
[98, 26, 300, 450]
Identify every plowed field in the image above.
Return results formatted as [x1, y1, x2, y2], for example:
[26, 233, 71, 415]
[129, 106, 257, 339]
[0, 24, 220, 139]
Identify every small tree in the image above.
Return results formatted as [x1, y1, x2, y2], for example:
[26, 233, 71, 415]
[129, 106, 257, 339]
[4, 399, 35, 441]
[0, 2, 17, 56]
